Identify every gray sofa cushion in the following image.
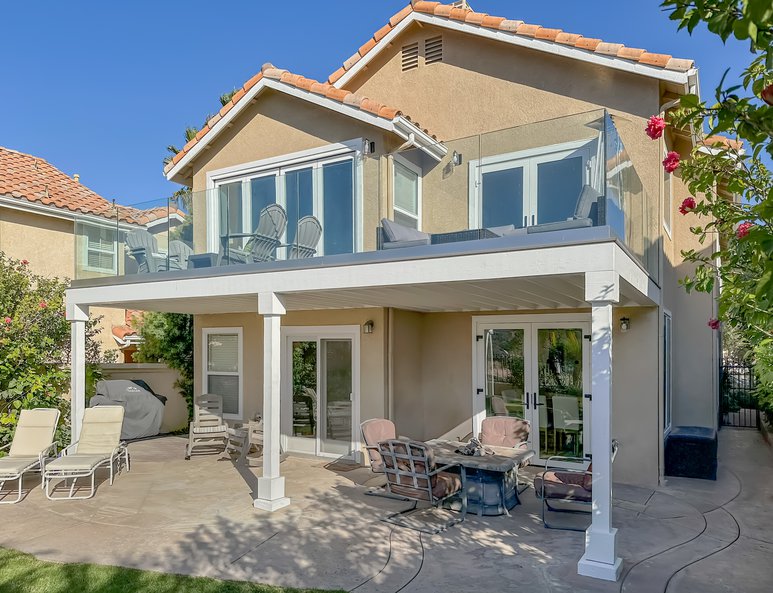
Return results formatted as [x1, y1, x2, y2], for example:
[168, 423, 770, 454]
[381, 219, 430, 243]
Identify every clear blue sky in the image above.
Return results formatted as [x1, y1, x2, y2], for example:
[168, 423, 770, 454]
[0, 1, 752, 206]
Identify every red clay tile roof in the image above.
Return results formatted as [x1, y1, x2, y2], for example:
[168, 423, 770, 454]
[0, 146, 173, 225]
[701, 135, 743, 151]
[327, 1, 695, 84]
[164, 63, 436, 175]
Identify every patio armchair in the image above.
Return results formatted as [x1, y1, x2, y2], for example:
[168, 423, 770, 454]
[360, 419, 409, 501]
[490, 396, 508, 416]
[223, 204, 288, 264]
[0, 408, 60, 504]
[168, 240, 194, 269]
[534, 440, 619, 531]
[126, 229, 176, 273]
[284, 215, 322, 259]
[479, 416, 534, 496]
[378, 438, 467, 534]
[379, 218, 431, 249]
[185, 394, 229, 460]
[43, 406, 129, 500]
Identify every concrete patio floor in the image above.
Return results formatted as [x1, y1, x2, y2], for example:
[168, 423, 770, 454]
[1, 428, 771, 592]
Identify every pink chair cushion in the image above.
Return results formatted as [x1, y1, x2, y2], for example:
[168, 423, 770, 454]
[361, 419, 396, 471]
[479, 416, 530, 448]
[535, 470, 592, 502]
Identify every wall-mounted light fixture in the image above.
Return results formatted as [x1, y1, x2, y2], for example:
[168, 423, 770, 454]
[363, 320, 375, 334]
[363, 139, 376, 155]
[620, 317, 631, 333]
[452, 151, 463, 166]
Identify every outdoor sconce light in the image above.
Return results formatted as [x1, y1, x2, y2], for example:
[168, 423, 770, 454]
[620, 317, 631, 333]
[363, 320, 375, 334]
[452, 151, 463, 166]
[363, 139, 376, 155]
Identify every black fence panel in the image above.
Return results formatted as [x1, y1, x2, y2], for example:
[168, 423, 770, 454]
[719, 362, 759, 428]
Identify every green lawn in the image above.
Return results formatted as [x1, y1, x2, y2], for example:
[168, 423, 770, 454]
[0, 548, 343, 593]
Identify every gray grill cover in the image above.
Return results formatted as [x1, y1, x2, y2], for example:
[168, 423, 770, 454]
[91, 380, 164, 440]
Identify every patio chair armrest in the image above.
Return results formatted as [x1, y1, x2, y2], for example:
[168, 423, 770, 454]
[0, 443, 10, 452]
[544, 455, 589, 471]
[430, 462, 461, 476]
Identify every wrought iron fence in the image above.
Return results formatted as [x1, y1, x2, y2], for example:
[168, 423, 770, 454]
[720, 361, 759, 429]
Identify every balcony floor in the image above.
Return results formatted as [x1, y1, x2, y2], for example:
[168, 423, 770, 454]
[1, 429, 769, 592]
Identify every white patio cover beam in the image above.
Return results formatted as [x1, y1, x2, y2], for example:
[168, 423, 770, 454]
[254, 292, 290, 512]
[578, 271, 623, 581]
[66, 303, 89, 444]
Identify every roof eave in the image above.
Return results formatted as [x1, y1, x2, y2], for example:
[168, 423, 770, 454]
[333, 11, 694, 90]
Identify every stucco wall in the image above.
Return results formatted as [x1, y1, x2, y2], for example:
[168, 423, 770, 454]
[193, 308, 387, 424]
[0, 206, 123, 359]
[101, 363, 188, 433]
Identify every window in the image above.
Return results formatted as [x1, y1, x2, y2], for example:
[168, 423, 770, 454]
[469, 139, 599, 230]
[393, 157, 421, 229]
[82, 223, 117, 274]
[663, 312, 672, 432]
[663, 159, 672, 236]
[203, 328, 242, 418]
[213, 149, 359, 257]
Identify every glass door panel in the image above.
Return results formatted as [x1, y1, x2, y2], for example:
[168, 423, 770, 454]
[284, 168, 314, 246]
[289, 340, 317, 455]
[319, 339, 353, 456]
[481, 167, 525, 229]
[484, 329, 526, 419]
[536, 328, 584, 461]
[249, 175, 278, 231]
[536, 156, 583, 224]
[322, 160, 354, 255]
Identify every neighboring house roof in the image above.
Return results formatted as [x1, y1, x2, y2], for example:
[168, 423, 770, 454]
[164, 63, 445, 181]
[329, 2, 696, 87]
[112, 309, 142, 348]
[0, 146, 171, 225]
[701, 135, 743, 151]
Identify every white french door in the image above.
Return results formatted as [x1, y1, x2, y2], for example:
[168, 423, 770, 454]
[281, 326, 360, 460]
[473, 316, 591, 467]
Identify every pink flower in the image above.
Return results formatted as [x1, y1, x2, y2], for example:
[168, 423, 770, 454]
[38, 301, 47, 309]
[736, 221, 754, 239]
[707, 318, 720, 330]
[663, 151, 681, 173]
[20, 259, 29, 265]
[679, 197, 696, 215]
[3, 317, 11, 325]
[645, 116, 666, 140]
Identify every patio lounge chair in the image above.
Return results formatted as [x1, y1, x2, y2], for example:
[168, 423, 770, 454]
[126, 229, 177, 273]
[525, 185, 601, 234]
[185, 394, 229, 460]
[379, 218, 431, 249]
[285, 215, 322, 259]
[0, 408, 60, 504]
[168, 240, 194, 269]
[479, 416, 534, 496]
[378, 438, 467, 534]
[43, 406, 129, 500]
[360, 419, 410, 501]
[534, 440, 618, 531]
[224, 204, 288, 264]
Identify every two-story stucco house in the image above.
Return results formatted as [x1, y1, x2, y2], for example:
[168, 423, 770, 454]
[65, 2, 719, 580]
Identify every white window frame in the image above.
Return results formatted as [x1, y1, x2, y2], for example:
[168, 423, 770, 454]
[80, 221, 118, 275]
[205, 140, 364, 256]
[468, 138, 598, 229]
[202, 327, 244, 420]
[663, 310, 672, 434]
[392, 154, 422, 230]
[663, 153, 673, 238]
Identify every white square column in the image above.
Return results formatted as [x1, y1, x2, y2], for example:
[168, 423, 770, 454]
[578, 271, 622, 581]
[254, 292, 290, 512]
[67, 303, 89, 444]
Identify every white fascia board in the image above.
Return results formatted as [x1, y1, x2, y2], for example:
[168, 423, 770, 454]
[0, 195, 140, 230]
[334, 12, 691, 89]
[67, 241, 639, 309]
[394, 117, 447, 160]
[613, 244, 660, 304]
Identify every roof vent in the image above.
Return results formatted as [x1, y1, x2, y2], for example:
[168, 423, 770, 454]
[73, 174, 80, 183]
[401, 42, 419, 72]
[425, 36, 443, 65]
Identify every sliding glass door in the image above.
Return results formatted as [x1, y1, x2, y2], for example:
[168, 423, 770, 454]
[476, 317, 590, 466]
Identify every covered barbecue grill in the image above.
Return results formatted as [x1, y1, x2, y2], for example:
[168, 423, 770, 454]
[90, 380, 166, 440]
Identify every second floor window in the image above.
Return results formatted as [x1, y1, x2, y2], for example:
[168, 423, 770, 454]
[82, 223, 117, 274]
[393, 157, 421, 229]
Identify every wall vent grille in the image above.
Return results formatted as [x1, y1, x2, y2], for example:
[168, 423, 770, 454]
[401, 42, 419, 71]
[425, 36, 443, 65]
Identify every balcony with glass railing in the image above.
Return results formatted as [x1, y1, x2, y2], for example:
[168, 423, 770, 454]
[73, 109, 658, 285]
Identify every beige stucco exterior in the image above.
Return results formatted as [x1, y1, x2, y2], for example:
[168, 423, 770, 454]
[166, 18, 717, 489]
[0, 205, 125, 358]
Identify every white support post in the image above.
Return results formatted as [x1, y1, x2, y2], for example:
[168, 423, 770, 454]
[254, 292, 290, 512]
[579, 272, 622, 581]
[67, 303, 89, 444]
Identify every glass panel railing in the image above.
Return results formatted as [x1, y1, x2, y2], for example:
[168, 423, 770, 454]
[74, 111, 657, 282]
